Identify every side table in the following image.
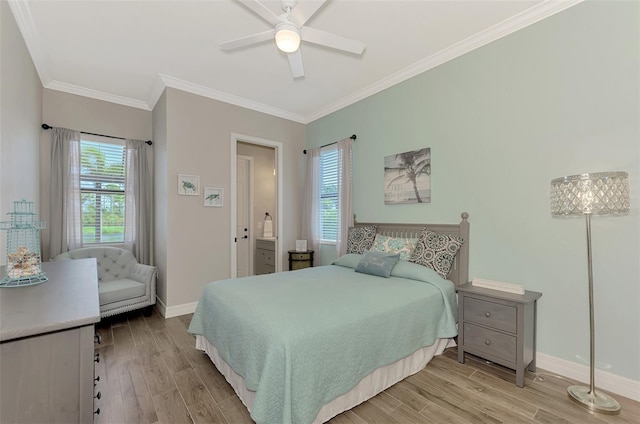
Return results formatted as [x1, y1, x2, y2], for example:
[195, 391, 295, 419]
[457, 282, 542, 387]
[288, 250, 314, 271]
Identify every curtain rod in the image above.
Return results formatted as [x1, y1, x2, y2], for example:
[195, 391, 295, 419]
[303, 134, 356, 154]
[41, 123, 153, 145]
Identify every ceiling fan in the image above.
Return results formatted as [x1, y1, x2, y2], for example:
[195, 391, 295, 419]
[219, 0, 366, 78]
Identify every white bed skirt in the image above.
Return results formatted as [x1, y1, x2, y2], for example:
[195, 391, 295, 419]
[195, 335, 455, 424]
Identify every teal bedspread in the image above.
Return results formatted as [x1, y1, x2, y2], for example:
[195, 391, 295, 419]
[188, 256, 458, 424]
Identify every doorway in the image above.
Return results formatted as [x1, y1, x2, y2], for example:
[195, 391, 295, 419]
[230, 134, 283, 278]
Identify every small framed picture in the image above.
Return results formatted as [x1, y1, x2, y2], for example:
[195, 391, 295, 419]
[204, 187, 223, 207]
[295, 240, 307, 252]
[178, 174, 200, 196]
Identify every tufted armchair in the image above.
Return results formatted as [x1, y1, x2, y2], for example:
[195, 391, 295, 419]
[54, 247, 156, 318]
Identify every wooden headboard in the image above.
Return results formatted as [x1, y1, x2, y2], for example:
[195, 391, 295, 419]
[353, 212, 470, 286]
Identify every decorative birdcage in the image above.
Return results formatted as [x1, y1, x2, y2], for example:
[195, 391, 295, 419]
[1, 199, 47, 287]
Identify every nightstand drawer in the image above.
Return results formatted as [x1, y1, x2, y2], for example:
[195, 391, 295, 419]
[463, 322, 516, 363]
[464, 297, 517, 333]
[290, 252, 311, 261]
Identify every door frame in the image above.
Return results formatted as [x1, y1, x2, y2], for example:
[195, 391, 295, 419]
[236, 155, 254, 277]
[230, 133, 283, 277]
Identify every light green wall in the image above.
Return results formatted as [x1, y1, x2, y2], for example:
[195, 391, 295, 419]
[307, 2, 639, 381]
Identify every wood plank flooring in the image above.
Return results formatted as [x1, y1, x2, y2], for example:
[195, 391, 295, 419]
[94, 309, 639, 424]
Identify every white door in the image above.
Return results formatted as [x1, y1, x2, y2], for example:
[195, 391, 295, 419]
[236, 157, 251, 277]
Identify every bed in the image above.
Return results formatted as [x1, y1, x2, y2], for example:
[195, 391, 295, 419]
[188, 213, 470, 424]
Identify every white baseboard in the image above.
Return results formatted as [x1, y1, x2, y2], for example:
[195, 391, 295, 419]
[155, 298, 198, 318]
[537, 352, 640, 402]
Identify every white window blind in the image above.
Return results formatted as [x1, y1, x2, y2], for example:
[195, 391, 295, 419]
[79, 136, 126, 244]
[320, 148, 338, 241]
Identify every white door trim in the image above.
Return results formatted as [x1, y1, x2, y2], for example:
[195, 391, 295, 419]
[230, 133, 283, 277]
[236, 155, 254, 277]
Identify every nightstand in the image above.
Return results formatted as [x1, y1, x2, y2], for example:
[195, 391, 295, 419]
[288, 250, 314, 271]
[457, 282, 542, 387]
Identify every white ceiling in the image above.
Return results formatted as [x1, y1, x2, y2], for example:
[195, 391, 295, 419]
[9, 0, 581, 123]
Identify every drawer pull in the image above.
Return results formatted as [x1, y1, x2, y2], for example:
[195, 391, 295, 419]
[485, 340, 491, 345]
[95, 391, 101, 400]
[484, 312, 491, 318]
[94, 408, 100, 415]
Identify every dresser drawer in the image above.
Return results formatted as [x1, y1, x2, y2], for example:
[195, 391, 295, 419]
[464, 297, 517, 333]
[256, 249, 275, 265]
[256, 239, 275, 251]
[463, 322, 516, 363]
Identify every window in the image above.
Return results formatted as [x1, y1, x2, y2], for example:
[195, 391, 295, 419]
[79, 135, 126, 244]
[320, 147, 338, 242]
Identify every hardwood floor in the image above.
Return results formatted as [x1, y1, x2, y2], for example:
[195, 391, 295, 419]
[94, 309, 639, 424]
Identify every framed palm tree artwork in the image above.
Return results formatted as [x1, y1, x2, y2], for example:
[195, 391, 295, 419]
[384, 148, 431, 204]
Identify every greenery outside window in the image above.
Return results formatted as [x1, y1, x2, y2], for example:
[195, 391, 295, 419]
[80, 135, 126, 244]
[320, 147, 338, 242]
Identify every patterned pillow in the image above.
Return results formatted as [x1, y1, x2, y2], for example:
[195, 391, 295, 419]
[355, 251, 400, 278]
[370, 234, 418, 261]
[410, 229, 464, 279]
[345, 225, 377, 254]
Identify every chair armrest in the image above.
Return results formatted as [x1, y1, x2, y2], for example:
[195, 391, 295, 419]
[129, 263, 157, 304]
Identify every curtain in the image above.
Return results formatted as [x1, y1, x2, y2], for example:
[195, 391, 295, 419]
[49, 127, 82, 258]
[336, 138, 353, 256]
[124, 139, 154, 265]
[301, 146, 321, 255]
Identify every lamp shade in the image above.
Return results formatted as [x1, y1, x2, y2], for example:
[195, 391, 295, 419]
[550, 172, 630, 216]
[275, 23, 300, 53]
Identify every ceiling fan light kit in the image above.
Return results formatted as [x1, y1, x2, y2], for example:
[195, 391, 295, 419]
[275, 22, 300, 53]
[220, 0, 366, 78]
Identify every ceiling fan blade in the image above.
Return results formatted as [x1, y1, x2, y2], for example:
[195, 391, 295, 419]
[301, 26, 366, 55]
[238, 0, 281, 26]
[287, 49, 305, 78]
[288, 0, 326, 27]
[219, 30, 274, 51]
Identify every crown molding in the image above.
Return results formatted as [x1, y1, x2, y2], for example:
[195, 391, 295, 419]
[305, 0, 584, 123]
[154, 74, 307, 124]
[7, 0, 52, 85]
[45, 80, 152, 111]
[9, 0, 583, 123]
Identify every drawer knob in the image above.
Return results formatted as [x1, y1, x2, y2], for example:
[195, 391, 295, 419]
[94, 376, 100, 386]
[485, 340, 491, 345]
[484, 312, 491, 318]
[94, 334, 102, 344]
[95, 391, 101, 400]
[94, 408, 101, 415]
[95, 352, 100, 363]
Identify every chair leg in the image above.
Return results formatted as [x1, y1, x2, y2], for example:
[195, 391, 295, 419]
[142, 306, 154, 317]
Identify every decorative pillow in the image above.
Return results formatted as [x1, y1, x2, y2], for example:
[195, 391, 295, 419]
[410, 229, 464, 279]
[370, 234, 418, 261]
[355, 251, 400, 278]
[331, 253, 363, 269]
[345, 225, 377, 254]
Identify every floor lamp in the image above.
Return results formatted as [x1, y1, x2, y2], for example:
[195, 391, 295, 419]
[550, 171, 630, 414]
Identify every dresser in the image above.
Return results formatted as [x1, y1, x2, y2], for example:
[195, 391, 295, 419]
[457, 282, 542, 387]
[0, 258, 101, 423]
[255, 238, 276, 275]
